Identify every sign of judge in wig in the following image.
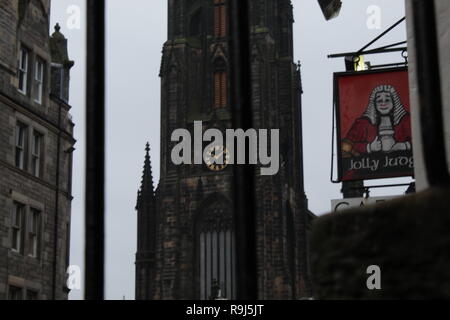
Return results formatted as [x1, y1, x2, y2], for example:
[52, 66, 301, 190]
[335, 68, 414, 181]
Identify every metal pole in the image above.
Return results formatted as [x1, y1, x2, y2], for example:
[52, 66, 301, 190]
[229, 0, 258, 300]
[328, 47, 407, 59]
[412, 0, 450, 186]
[357, 17, 406, 54]
[85, 0, 105, 300]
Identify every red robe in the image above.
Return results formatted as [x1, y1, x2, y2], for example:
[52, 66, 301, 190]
[344, 114, 411, 154]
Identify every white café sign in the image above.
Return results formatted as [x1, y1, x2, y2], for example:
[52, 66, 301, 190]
[331, 196, 399, 213]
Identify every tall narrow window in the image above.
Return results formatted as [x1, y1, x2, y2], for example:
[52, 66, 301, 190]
[198, 201, 236, 300]
[51, 64, 66, 101]
[67, 152, 73, 194]
[8, 286, 23, 300]
[12, 202, 25, 253]
[34, 58, 44, 104]
[59, 68, 65, 100]
[213, 60, 227, 109]
[31, 131, 43, 177]
[18, 47, 29, 94]
[214, 71, 228, 109]
[214, 0, 227, 38]
[28, 208, 41, 258]
[15, 123, 28, 170]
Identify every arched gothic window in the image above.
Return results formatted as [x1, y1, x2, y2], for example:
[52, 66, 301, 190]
[214, 0, 227, 38]
[197, 199, 236, 300]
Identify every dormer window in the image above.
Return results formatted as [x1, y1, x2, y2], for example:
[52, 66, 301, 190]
[18, 47, 29, 94]
[51, 63, 68, 102]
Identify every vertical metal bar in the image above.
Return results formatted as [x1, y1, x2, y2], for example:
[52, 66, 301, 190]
[85, 0, 105, 300]
[204, 234, 207, 299]
[229, 0, 258, 300]
[216, 231, 220, 294]
[412, 0, 450, 186]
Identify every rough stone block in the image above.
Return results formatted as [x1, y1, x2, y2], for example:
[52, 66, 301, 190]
[311, 186, 450, 299]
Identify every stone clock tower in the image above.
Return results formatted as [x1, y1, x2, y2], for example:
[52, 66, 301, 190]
[135, 0, 314, 300]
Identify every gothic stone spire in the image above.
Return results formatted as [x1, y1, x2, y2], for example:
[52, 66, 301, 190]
[136, 143, 155, 210]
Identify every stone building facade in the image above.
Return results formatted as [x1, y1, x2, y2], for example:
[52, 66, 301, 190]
[0, 0, 75, 300]
[136, 0, 314, 300]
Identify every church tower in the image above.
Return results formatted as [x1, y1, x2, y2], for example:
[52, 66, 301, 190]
[136, 0, 313, 300]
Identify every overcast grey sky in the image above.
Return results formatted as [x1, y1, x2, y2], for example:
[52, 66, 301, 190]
[50, 0, 409, 300]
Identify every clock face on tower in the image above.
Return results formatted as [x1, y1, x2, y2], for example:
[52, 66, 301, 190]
[204, 145, 230, 172]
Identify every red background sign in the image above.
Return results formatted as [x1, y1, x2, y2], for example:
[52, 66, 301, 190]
[335, 68, 414, 181]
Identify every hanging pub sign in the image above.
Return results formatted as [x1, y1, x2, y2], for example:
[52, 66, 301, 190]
[335, 67, 414, 181]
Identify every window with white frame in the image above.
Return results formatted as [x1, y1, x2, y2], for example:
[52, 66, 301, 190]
[15, 122, 28, 170]
[18, 47, 29, 94]
[31, 131, 43, 177]
[28, 208, 41, 258]
[12, 202, 25, 253]
[34, 58, 44, 104]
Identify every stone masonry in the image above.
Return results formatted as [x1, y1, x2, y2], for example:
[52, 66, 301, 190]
[136, 0, 314, 300]
[0, 0, 75, 300]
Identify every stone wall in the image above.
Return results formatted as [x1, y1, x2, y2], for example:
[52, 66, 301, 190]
[0, 0, 74, 300]
[311, 187, 450, 299]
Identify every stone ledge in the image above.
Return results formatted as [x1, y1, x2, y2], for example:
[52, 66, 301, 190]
[311, 186, 450, 299]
